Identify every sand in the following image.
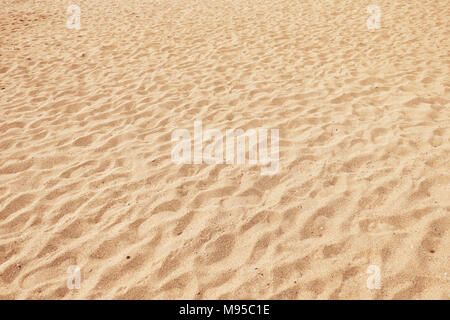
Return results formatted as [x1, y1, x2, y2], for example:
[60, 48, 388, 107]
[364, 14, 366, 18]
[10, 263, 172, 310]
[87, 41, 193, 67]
[0, 0, 449, 299]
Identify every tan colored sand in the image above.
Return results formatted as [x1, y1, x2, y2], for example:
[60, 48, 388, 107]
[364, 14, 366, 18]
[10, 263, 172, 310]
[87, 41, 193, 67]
[0, 0, 449, 299]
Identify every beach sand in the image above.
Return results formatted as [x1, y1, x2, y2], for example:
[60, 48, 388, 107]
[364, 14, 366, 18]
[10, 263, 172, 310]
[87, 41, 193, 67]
[0, 0, 449, 299]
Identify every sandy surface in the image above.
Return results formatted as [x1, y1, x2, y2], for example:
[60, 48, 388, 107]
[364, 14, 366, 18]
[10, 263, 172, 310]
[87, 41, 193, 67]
[0, 0, 449, 299]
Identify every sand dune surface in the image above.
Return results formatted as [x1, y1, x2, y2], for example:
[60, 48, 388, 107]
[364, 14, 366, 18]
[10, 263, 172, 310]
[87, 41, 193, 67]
[0, 0, 449, 299]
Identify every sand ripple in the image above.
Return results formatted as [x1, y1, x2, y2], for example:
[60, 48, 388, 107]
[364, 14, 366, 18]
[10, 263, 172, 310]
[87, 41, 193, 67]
[0, 0, 449, 299]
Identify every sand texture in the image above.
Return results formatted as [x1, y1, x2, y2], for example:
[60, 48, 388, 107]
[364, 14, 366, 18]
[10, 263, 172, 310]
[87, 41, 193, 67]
[0, 0, 449, 299]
